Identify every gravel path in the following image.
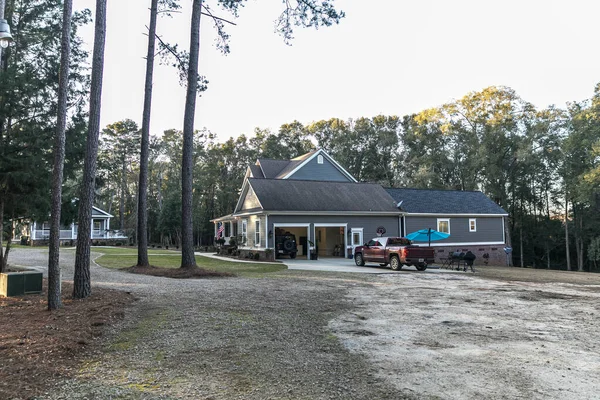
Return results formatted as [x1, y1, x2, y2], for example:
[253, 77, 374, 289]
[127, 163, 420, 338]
[9, 248, 405, 399]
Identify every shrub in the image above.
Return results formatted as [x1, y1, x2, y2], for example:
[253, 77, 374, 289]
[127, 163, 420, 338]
[115, 242, 123, 246]
[166, 245, 169, 250]
[254, 252, 260, 260]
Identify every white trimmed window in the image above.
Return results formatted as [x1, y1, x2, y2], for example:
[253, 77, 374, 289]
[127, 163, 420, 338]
[437, 218, 450, 234]
[469, 218, 477, 232]
[317, 154, 324, 164]
[224, 222, 231, 237]
[255, 220, 261, 247]
[242, 219, 248, 245]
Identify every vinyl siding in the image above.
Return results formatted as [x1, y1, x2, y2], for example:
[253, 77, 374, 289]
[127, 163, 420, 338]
[405, 216, 504, 244]
[287, 155, 352, 182]
[240, 185, 262, 211]
[239, 214, 266, 248]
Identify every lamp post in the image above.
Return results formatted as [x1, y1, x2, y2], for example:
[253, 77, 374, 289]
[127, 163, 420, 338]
[0, 0, 13, 62]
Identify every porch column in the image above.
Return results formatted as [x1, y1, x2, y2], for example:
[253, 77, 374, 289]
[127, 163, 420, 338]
[71, 223, 75, 239]
[32, 222, 36, 240]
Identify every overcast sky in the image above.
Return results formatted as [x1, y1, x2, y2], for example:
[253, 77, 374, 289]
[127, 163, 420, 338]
[76, 0, 600, 142]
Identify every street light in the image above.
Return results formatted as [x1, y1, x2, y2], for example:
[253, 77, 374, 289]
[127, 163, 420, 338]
[0, 18, 12, 49]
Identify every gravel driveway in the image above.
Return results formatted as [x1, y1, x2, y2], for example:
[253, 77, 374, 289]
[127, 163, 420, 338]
[9, 248, 403, 399]
[11, 248, 599, 399]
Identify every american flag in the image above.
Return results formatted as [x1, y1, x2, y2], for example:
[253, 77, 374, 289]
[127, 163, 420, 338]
[217, 222, 225, 238]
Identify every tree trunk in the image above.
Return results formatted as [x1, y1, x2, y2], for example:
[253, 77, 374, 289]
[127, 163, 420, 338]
[119, 158, 126, 230]
[577, 212, 584, 272]
[73, 0, 107, 299]
[504, 216, 512, 266]
[0, 199, 4, 273]
[136, 0, 158, 267]
[180, 0, 202, 269]
[565, 196, 571, 271]
[48, 0, 73, 310]
[519, 225, 524, 268]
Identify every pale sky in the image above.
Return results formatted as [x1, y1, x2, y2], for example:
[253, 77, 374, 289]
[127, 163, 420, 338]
[76, 0, 600, 141]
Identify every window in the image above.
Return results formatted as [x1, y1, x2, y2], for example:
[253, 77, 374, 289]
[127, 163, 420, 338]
[469, 218, 477, 232]
[255, 220, 261, 247]
[232, 221, 238, 237]
[242, 219, 247, 245]
[437, 218, 450, 234]
[224, 222, 231, 237]
[317, 155, 324, 164]
[353, 233, 361, 246]
[388, 238, 411, 246]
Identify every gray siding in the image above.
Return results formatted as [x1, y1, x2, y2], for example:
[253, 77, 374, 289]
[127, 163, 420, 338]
[238, 214, 266, 248]
[405, 216, 504, 244]
[288, 155, 352, 182]
[267, 214, 400, 248]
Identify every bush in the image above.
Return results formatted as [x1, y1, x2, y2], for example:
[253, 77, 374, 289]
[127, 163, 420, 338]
[254, 253, 260, 260]
[115, 242, 123, 246]
[227, 247, 233, 255]
[166, 246, 169, 250]
[151, 244, 155, 248]
[20, 236, 29, 246]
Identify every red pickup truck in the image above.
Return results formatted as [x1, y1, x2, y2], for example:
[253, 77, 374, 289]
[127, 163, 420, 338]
[354, 237, 435, 271]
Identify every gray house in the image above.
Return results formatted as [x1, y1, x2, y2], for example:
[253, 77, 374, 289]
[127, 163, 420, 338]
[212, 149, 509, 263]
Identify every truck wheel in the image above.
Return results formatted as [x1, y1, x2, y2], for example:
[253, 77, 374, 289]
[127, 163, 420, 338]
[416, 263, 427, 271]
[283, 240, 294, 251]
[354, 253, 365, 266]
[290, 252, 297, 259]
[390, 256, 401, 271]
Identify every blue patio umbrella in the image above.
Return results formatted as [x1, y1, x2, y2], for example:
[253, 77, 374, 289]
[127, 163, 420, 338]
[406, 228, 450, 246]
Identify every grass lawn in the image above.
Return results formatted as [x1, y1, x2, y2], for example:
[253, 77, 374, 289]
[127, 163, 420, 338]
[90, 247, 287, 277]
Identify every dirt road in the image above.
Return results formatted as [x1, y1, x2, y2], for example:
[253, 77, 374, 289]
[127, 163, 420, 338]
[331, 271, 600, 399]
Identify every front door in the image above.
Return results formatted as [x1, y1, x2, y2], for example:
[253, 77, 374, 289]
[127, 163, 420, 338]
[351, 228, 363, 256]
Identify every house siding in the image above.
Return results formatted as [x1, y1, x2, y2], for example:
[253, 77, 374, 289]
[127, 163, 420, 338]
[240, 185, 261, 211]
[238, 214, 266, 248]
[267, 214, 400, 248]
[287, 155, 352, 182]
[405, 216, 504, 244]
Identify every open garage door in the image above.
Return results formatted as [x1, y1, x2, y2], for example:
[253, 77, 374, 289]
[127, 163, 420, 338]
[273, 224, 310, 260]
[314, 224, 347, 258]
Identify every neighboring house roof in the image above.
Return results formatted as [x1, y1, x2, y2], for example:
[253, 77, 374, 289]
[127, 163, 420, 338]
[247, 178, 400, 213]
[386, 188, 508, 215]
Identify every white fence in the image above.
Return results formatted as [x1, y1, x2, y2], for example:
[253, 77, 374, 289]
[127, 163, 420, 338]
[33, 230, 127, 240]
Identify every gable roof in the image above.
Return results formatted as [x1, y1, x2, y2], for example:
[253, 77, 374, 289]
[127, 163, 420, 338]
[248, 164, 264, 178]
[257, 159, 290, 178]
[385, 188, 508, 215]
[253, 149, 357, 182]
[246, 178, 400, 213]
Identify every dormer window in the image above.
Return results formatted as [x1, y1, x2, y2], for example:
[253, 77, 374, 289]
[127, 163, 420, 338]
[317, 155, 323, 164]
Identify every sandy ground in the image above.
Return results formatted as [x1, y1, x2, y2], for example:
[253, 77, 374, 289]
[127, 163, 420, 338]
[330, 271, 600, 399]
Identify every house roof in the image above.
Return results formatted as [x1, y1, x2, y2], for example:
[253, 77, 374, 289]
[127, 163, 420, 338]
[385, 188, 508, 215]
[257, 159, 290, 178]
[247, 178, 400, 213]
[248, 164, 264, 178]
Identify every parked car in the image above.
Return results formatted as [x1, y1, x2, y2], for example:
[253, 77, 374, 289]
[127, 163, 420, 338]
[275, 231, 298, 259]
[353, 237, 435, 271]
